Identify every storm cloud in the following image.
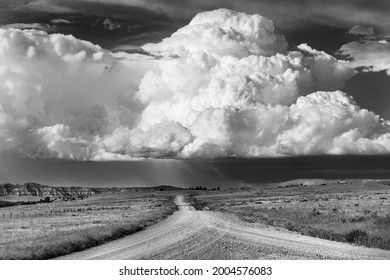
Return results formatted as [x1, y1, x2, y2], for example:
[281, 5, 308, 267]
[4, 0, 390, 31]
[2, 9, 390, 160]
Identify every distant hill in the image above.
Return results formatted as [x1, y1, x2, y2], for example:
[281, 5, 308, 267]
[0, 182, 124, 200]
[0, 183, 184, 199]
[150, 185, 184, 191]
[277, 179, 329, 188]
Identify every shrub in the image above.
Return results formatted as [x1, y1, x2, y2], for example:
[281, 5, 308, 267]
[345, 229, 369, 244]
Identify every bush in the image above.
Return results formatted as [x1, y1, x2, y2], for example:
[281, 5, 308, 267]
[345, 229, 369, 244]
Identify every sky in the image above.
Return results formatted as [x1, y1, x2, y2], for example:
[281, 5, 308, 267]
[1, 0, 390, 186]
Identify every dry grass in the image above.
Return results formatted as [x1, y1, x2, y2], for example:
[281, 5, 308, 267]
[192, 179, 390, 250]
[0, 190, 177, 259]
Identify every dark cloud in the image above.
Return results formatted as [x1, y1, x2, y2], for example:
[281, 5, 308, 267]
[0, 0, 183, 48]
[0, 155, 228, 187]
[114, 0, 390, 31]
[3, 0, 390, 50]
[3, 154, 390, 187]
[4, 0, 390, 30]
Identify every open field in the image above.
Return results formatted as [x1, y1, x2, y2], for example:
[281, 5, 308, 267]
[57, 194, 390, 260]
[1, 179, 389, 260]
[0, 189, 177, 259]
[191, 179, 390, 251]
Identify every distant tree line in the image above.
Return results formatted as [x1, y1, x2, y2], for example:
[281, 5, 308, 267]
[187, 186, 220, 191]
[0, 196, 52, 208]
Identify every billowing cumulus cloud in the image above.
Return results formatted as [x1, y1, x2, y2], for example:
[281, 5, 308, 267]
[143, 9, 288, 58]
[179, 90, 390, 157]
[340, 23, 390, 76]
[0, 27, 153, 159]
[2, 9, 390, 160]
[339, 40, 390, 75]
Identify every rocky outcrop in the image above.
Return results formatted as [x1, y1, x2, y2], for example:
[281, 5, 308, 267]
[0, 182, 121, 199]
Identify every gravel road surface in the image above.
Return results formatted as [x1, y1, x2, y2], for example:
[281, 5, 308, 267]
[55, 195, 390, 259]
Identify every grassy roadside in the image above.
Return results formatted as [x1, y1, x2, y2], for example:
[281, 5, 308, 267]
[222, 207, 390, 250]
[0, 192, 177, 259]
[192, 180, 390, 251]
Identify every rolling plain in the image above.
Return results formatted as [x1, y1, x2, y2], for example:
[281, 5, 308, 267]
[1, 179, 390, 259]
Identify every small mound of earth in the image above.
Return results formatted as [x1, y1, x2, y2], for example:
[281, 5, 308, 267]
[277, 179, 328, 188]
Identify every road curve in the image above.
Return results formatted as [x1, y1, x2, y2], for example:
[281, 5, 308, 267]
[55, 195, 390, 260]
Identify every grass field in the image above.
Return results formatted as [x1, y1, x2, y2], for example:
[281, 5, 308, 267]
[191, 179, 390, 250]
[0, 190, 177, 259]
[2, 179, 389, 259]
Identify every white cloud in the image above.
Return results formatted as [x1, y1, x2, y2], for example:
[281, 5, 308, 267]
[102, 19, 124, 31]
[277, 91, 389, 155]
[143, 9, 288, 58]
[339, 40, 390, 75]
[348, 25, 375, 36]
[2, 9, 390, 160]
[0, 28, 153, 159]
[340, 23, 390, 76]
[0, 23, 55, 32]
[181, 91, 390, 157]
[50, 19, 72, 24]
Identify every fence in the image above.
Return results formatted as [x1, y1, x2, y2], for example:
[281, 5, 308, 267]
[0, 208, 90, 221]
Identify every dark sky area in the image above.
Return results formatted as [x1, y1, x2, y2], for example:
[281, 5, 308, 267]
[2, 154, 390, 187]
[1, 0, 390, 187]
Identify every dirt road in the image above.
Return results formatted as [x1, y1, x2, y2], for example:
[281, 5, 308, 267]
[56, 195, 390, 259]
